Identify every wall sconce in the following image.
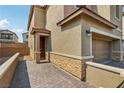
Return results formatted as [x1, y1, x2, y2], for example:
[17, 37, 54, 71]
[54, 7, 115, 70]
[86, 29, 91, 36]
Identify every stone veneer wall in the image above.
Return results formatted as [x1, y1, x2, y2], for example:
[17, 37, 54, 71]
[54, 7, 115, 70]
[112, 52, 121, 61]
[50, 52, 86, 80]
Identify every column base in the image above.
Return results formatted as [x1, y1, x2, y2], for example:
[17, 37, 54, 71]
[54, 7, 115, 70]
[34, 51, 41, 62]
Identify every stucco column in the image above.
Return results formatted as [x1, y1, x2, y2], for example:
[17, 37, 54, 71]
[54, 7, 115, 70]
[82, 30, 93, 61]
[34, 34, 40, 62]
[35, 34, 40, 52]
[89, 33, 92, 57]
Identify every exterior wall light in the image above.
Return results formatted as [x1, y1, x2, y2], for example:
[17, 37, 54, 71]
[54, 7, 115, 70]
[86, 29, 91, 36]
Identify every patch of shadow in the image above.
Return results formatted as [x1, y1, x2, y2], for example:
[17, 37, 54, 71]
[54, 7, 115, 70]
[10, 61, 31, 88]
[100, 60, 124, 69]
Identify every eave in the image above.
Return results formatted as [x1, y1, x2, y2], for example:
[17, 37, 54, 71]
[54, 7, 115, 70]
[57, 7, 118, 29]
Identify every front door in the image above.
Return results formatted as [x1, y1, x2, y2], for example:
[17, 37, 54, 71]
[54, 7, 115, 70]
[40, 37, 45, 60]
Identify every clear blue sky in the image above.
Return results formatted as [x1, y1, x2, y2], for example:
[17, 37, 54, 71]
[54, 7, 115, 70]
[0, 5, 30, 42]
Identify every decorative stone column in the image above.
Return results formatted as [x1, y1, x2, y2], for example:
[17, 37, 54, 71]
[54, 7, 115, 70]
[112, 39, 123, 62]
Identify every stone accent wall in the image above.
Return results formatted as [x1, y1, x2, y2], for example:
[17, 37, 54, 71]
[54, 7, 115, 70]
[112, 52, 121, 61]
[0, 42, 30, 58]
[50, 53, 86, 80]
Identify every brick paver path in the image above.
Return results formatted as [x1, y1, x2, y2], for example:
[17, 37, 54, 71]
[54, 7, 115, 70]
[10, 61, 93, 88]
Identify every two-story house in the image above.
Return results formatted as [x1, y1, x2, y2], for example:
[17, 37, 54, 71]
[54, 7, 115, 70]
[22, 32, 28, 44]
[27, 5, 122, 80]
[0, 29, 18, 43]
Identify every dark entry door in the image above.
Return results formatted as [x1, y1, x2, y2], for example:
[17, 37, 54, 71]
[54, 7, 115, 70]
[40, 37, 45, 60]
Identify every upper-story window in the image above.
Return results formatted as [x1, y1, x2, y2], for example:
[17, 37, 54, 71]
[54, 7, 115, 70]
[1, 33, 13, 40]
[26, 35, 28, 39]
[115, 5, 120, 19]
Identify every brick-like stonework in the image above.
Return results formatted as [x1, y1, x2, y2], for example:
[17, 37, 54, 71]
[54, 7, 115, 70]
[112, 52, 121, 61]
[50, 53, 86, 80]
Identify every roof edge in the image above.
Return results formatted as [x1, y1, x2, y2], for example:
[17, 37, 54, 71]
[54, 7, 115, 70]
[57, 7, 117, 29]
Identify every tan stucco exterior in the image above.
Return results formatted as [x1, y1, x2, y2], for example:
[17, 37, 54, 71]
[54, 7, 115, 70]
[86, 62, 124, 88]
[97, 5, 110, 21]
[46, 6, 82, 56]
[27, 5, 123, 85]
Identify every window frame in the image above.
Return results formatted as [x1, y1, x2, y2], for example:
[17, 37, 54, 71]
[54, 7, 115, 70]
[1, 33, 13, 40]
[115, 5, 120, 20]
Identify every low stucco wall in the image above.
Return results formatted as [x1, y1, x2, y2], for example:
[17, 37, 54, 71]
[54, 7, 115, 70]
[86, 62, 124, 88]
[0, 53, 20, 88]
[50, 52, 86, 80]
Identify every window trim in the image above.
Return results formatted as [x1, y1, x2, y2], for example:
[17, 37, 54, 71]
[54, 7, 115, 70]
[1, 33, 13, 40]
[115, 5, 120, 21]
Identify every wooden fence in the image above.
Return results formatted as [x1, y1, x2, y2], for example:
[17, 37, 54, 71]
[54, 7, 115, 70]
[0, 42, 29, 58]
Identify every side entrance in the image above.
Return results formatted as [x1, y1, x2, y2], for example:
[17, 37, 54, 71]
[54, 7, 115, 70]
[40, 36, 46, 60]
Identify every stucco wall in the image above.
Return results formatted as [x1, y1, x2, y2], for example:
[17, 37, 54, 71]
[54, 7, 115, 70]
[46, 6, 82, 56]
[28, 8, 35, 60]
[28, 6, 46, 60]
[81, 14, 121, 58]
[0, 53, 19, 88]
[97, 5, 110, 21]
[86, 62, 124, 88]
[34, 7, 46, 28]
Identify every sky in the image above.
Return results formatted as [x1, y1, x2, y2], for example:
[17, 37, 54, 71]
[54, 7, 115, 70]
[0, 5, 30, 42]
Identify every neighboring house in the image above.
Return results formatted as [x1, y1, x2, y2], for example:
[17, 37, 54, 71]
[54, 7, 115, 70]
[0, 29, 18, 43]
[22, 32, 28, 44]
[27, 5, 123, 80]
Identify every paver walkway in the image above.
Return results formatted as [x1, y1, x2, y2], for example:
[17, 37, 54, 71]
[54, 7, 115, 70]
[10, 61, 93, 88]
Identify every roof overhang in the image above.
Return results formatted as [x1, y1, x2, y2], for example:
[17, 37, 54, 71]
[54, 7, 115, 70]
[90, 27, 121, 39]
[57, 7, 118, 29]
[30, 27, 51, 35]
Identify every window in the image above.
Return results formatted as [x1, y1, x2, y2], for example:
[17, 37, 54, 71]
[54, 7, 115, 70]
[1, 33, 13, 40]
[26, 35, 28, 39]
[115, 5, 120, 19]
